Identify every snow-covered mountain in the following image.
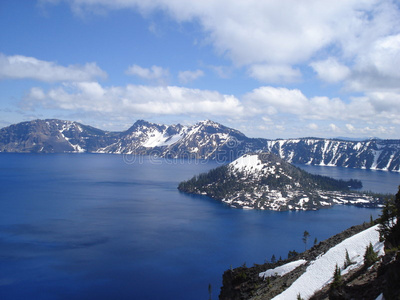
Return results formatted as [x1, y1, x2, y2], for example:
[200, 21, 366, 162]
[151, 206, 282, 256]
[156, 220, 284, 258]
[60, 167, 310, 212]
[96, 120, 186, 154]
[178, 152, 382, 211]
[265, 138, 400, 172]
[1, 119, 400, 172]
[96, 119, 260, 161]
[0, 119, 119, 153]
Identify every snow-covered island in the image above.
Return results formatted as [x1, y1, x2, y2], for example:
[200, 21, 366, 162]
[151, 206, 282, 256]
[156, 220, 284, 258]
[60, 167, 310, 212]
[178, 152, 384, 211]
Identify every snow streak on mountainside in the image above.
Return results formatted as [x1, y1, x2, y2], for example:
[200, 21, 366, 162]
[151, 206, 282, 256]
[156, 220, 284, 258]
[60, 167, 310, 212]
[265, 138, 400, 172]
[99, 119, 259, 161]
[96, 120, 187, 155]
[1, 119, 400, 172]
[178, 153, 382, 211]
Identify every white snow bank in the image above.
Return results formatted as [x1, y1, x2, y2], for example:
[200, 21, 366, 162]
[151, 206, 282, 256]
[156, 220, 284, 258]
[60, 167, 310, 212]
[272, 225, 384, 300]
[259, 260, 307, 279]
[230, 154, 263, 172]
[142, 130, 184, 147]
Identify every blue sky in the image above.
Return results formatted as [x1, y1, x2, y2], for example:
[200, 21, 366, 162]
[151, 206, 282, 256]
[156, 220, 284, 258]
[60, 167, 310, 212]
[1, 0, 400, 139]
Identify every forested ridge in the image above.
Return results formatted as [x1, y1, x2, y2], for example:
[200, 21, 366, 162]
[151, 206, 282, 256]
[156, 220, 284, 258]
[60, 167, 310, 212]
[178, 153, 383, 211]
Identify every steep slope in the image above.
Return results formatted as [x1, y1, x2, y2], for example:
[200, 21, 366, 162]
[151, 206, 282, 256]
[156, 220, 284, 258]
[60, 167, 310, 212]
[219, 223, 390, 300]
[178, 152, 381, 211]
[96, 120, 186, 154]
[265, 138, 400, 172]
[98, 119, 265, 160]
[0, 119, 118, 153]
[272, 225, 384, 299]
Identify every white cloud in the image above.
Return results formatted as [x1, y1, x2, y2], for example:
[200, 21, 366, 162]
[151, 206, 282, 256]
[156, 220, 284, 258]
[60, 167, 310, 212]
[48, 0, 400, 86]
[125, 64, 169, 83]
[347, 34, 400, 92]
[178, 69, 204, 84]
[346, 124, 355, 132]
[21, 81, 400, 138]
[24, 82, 243, 117]
[308, 123, 318, 130]
[329, 123, 340, 133]
[243, 86, 400, 125]
[261, 116, 273, 124]
[0, 53, 107, 82]
[310, 58, 351, 83]
[364, 91, 400, 118]
[243, 86, 309, 116]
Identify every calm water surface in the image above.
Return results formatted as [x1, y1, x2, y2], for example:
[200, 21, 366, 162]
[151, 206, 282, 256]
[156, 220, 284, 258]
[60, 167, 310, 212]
[0, 154, 399, 300]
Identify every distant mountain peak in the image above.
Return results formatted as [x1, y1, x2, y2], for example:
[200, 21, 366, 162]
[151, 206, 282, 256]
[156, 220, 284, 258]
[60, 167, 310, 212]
[198, 119, 220, 126]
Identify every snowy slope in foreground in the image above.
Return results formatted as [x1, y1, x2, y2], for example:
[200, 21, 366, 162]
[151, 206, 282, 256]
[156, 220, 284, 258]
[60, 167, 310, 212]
[259, 260, 307, 279]
[271, 225, 384, 300]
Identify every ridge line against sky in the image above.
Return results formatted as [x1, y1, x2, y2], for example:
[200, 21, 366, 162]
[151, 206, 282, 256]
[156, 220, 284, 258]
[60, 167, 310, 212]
[0, 0, 399, 139]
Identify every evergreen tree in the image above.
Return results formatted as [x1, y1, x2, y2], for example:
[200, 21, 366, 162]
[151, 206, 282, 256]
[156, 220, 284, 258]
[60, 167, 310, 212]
[344, 249, 354, 269]
[297, 293, 304, 300]
[302, 231, 310, 251]
[364, 242, 378, 267]
[271, 254, 276, 263]
[288, 250, 298, 259]
[314, 237, 318, 246]
[378, 186, 400, 248]
[330, 264, 343, 290]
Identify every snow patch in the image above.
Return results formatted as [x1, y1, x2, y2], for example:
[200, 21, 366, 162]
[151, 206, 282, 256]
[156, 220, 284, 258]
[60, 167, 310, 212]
[142, 129, 184, 147]
[259, 260, 307, 279]
[230, 154, 263, 173]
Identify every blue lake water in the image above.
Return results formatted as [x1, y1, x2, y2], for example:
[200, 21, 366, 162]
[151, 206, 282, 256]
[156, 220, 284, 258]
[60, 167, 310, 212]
[0, 153, 399, 300]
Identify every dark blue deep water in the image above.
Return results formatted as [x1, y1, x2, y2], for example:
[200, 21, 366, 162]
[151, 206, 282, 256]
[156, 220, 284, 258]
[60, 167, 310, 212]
[0, 154, 399, 300]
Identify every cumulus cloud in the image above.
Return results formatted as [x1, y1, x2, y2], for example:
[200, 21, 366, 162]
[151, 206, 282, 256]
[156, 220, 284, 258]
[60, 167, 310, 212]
[24, 82, 243, 117]
[125, 64, 169, 83]
[0, 53, 107, 82]
[243, 86, 309, 116]
[329, 123, 340, 133]
[308, 33, 400, 92]
[46, 0, 400, 86]
[243, 86, 400, 124]
[178, 69, 204, 84]
[22, 81, 400, 138]
[310, 58, 351, 83]
[347, 34, 400, 92]
[346, 124, 355, 132]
